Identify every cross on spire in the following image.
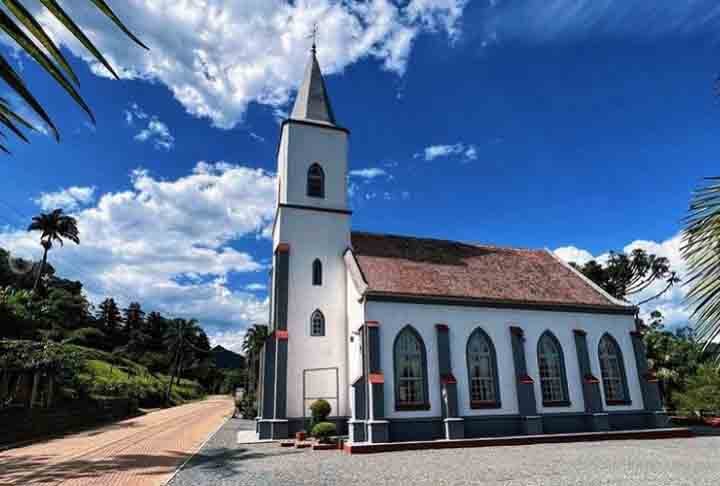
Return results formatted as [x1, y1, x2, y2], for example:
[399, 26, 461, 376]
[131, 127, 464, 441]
[308, 24, 319, 54]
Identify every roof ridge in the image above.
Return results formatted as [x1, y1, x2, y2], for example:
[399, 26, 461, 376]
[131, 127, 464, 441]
[350, 230, 542, 253]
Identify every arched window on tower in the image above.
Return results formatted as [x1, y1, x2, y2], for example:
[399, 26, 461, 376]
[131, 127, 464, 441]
[312, 259, 322, 286]
[537, 331, 570, 406]
[394, 326, 429, 410]
[467, 328, 500, 408]
[310, 309, 325, 336]
[598, 334, 630, 404]
[307, 163, 325, 198]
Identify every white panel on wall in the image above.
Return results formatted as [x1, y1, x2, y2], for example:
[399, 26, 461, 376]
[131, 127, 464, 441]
[303, 368, 339, 417]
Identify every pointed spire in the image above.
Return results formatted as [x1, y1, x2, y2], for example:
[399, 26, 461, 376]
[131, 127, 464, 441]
[290, 49, 336, 125]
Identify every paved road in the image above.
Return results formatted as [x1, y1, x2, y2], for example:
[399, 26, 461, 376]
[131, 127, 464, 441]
[170, 419, 720, 486]
[0, 396, 233, 486]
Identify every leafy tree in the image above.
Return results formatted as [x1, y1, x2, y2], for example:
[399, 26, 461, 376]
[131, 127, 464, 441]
[27, 209, 79, 293]
[642, 312, 706, 409]
[242, 324, 269, 394]
[572, 248, 679, 305]
[674, 365, 720, 413]
[0, 0, 147, 152]
[683, 177, 720, 358]
[96, 298, 123, 348]
[164, 318, 208, 404]
[123, 302, 145, 332]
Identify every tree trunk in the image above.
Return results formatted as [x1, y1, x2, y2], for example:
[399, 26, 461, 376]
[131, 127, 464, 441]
[165, 346, 179, 405]
[0, 370, 9, 400]
[46, 374, 54, 408]
[30, 371, 40, 409]
[32, 245, 49, 294]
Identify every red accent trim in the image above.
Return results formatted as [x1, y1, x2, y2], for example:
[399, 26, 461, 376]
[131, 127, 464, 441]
[470, 400, 501, 409]
[365, 320, 380, 327]
[573, 329, 587, 337]
[519, 374, 534, 385]
[369, 373, 384, 384]
[584, 374, 600, 384]
[510, 326, 524, 337]
[435, 323, 449, 331]
[276, 243, 290, 253]
[275, 330, 288, 340]
[644, 371, 659, 383]
[440, 374, 457, 385]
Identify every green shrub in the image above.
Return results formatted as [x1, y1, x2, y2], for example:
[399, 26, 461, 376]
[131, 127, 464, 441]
[311, 421, 336, 442]
[675, 365, 720, 413]
[310, 399, 331, 425]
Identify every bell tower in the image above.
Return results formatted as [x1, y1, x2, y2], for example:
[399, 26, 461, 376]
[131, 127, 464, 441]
[257, 45, 351, 440]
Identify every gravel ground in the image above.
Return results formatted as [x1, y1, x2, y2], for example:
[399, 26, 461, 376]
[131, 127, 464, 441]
[169, 419, 720, 486]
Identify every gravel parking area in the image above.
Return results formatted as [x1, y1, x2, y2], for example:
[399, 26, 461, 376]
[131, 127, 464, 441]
[169, 419, 720, 486]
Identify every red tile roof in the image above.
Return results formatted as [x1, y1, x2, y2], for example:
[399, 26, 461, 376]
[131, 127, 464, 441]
[350, 232, 633, 313]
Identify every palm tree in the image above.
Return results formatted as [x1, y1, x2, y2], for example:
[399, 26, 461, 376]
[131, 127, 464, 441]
[164, 318, 205, 405]
[0, 1, 147, 152]
[683, 177, 720, 360]
[27, 209, 79, 293]
[242, 324, 269, 394]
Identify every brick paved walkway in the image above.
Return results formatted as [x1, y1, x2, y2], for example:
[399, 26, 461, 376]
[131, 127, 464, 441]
[0, 396, 233, 486]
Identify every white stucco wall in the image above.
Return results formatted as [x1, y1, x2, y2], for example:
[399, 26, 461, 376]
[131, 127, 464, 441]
[365, 301, 644, 419]
[278, 122, 348, 210]
[346, 267, 365, 418]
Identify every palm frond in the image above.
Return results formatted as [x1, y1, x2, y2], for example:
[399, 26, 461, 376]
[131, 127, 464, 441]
[2, 0, 79, 85]
[89, 0, 149, 50]
[682, 177, 720, 360]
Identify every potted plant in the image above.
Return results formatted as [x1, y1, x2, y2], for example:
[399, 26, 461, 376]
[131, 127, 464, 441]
[311, 421, 337, 444]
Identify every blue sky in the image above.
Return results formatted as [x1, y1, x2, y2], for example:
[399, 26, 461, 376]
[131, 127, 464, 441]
[1, 0, 717, 350]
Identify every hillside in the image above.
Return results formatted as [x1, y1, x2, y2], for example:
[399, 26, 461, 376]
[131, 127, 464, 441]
[211, 345, 246, 370]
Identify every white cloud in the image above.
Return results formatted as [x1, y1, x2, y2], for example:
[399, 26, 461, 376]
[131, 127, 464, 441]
[249, 132, 266, 143]
[349, 167, 388, 179]
[134, 118, 175, 150]
[245, 283, 267, 291]
[34, 186, 96, 211]
[1, 161, 277, 334]
[554, 234, 689, 327]
[416, 142, 478, 162]
[125, 103, 175, 150]
[29, 0, 470, 129]
[209, 329, 248, 354]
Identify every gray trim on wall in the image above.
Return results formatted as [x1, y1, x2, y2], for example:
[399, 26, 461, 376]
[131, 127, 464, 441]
[509, 327, 538, 417]
[365, 292, 636, 315]
[629, 332, 663, 411]
[260, 337, 276, 419]
[274, 337, 288, 419]
[281, 117, 351, 134]
[275, 248, 290, 331]
[573, 330, 603, 413]
[278, 203, 352, 215]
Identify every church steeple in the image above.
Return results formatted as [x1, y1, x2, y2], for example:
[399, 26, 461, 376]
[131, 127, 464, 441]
[290, 49, 336, 125]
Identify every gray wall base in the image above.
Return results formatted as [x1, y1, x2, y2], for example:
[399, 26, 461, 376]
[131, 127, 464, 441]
[368, 420, 390, 443]
[257, 419, 288, 440]
[523, 416, 543, 435]
[444, 418, 465, 439]
[590, 413, 610, 432]
[349, 420, 367, 443]
[646, 411, 669, 428]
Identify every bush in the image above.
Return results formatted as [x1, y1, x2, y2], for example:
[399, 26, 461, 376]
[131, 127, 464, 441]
[674, 365, 720, 414]
[310, 399, 331, 425]
[239, 392, 257, 419]
[311, 421, 336, 443]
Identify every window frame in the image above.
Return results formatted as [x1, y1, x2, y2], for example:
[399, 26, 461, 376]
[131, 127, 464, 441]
[598, 333, 631, 405]
[306, 163, 325, 199]
[537, 331, 571, 407]
[466, 327, 501, 409]
[310, 309, 325, 337]
[312, 259, 322, 286]
[393, 325, 430, 411]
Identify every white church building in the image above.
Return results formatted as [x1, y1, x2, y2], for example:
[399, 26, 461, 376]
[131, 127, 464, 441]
[256, 49, 665, 444]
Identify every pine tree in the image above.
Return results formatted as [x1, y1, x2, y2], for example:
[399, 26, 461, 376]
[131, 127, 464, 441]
[96, 298, 123, 349]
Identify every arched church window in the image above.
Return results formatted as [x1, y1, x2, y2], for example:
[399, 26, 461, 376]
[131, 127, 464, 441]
[599, 334, 630, 404]
[394, 325, 429, 410]
[312, 259, 322, 286]
[310, 309, 325, 336]
[537, 331, 570, 406]
[307, 163, 325, 198]
[467, 328, 500, 408]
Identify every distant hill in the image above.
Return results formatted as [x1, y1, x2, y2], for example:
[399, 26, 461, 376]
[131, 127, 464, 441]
[211, 345, 246, 369]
